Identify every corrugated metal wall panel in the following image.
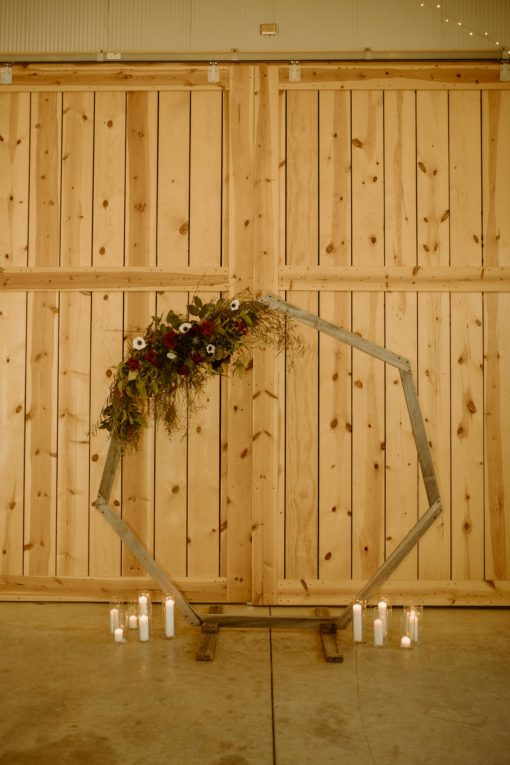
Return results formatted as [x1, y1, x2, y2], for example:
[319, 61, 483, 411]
[108, 0, 191, 51]
[0, 0, 509, 60]
[0, 0, 107, 52]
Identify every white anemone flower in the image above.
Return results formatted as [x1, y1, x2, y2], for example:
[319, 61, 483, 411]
[206, 344, 215, 355]
[230, 299, 240, 311]
[166, 352, 177, 360]
[178, 322, 192, 334]
[132, 336, 146, 350]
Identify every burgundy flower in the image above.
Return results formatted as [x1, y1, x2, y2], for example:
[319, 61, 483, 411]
[126, 358, 140, 370]
[163, 332, 178, 349]
[199, 320, 215, 337]
[177, 365, 190, 377]
[191, 351, 205, 363]
[235, 319, 248, 336]
[144, 350, 162, 368]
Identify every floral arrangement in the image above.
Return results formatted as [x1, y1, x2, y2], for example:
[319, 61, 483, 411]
[99, 294, 295, 450]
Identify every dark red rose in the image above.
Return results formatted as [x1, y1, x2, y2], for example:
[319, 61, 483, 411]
[144, 350, 162, 368]
[177, 365, 190, 376]
[199, 320, 215, 337]
[188, 324, 199, 337]
[126, 358, 140, 370]
[191, 351, 205, 363]
[163, 332, 178, 349]
[235, 319, 248, 335]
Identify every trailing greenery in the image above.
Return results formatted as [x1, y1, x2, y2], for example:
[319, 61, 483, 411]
[99, 294, 296, 450]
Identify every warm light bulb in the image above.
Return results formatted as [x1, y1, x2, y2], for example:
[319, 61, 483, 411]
[469, 31, 473, 36]
[436, 3, 440, 7]
[457, 21, 462, 26]
[445, 17, 449, 22]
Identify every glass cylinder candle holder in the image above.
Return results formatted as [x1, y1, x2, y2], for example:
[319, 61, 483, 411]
[137, 591, 152, 642]
[109, 597, 121, 634]
[352, 600, 367, 643]
[403, 604, 423, 643]
[126, 601, 139, 631]
[376, 597, 392, 640]
[113, 622, 127, 644]
[162, 595, 175, 639]
[373, 607, 387, 647]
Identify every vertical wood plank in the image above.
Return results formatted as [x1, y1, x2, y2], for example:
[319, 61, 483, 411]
[187, 91, 222, 579]
[57, 92, 94, 576]
[449, 91, 484, 580]
[154, 91, 190, 579]
[416, 90, 451, 579]
[89, 91, 126, 577]
[285, 90, 319, 580]
[318, 90, 352, 581]
[351, 90, 385, 580]
[122, 91, 157, 575]
[252, 65, 282, 604]
[25, 92, 62, 575]
[483, 90, 510, 580]
[226, 67, 255, 601]
[384, 90, 418, 579]
[0, 93, 29, 575]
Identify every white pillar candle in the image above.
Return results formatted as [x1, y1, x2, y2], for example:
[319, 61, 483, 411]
[138, 594, 148, 616]
[378, 600, 388, 635]
[128, 614, 138, 629]
[400, 635, 412, 649]
[109, 607, 119, 634]
[164, 598, 175, 638]
[352, 603, 363, 642]
[114, 626, 124, 643]
[139, 614, 150, 642]
[409, 610, 419, 641]
[374, 617, 384, 646]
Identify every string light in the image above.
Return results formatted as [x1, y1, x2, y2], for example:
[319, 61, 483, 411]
[418, 0, 508, 52]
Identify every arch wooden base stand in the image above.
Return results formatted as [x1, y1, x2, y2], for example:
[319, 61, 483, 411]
[95, 294, 442, 662]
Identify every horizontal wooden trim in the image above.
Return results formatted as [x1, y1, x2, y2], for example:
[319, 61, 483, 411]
[279, 62, 510, 90]
[5, 62, 509, 94]
[280, 266, 510, 292]
[6, 63, 228, 91]
[0, 575, 227, 603]
[2, 266, 509, 293]
[0, 267, 228, 292]
[277, 579, 510, 606]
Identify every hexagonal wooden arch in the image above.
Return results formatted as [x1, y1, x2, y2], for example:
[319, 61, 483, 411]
[95, 294, 442, 646]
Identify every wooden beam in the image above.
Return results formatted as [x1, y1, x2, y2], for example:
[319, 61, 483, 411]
[0, 266, 228, 292]
[279, 63, 510, 90]
[199, 613, 340, 629]
[260, 294, 411, 371]
[277, 579, 510, 606]
[7, 63, 229, 92]
[279, 265, 510, 292]
[195, 605, 222, 661]
[335, 499, 442, 630]
[315, 608, 343, 663]
[0, 575, 227, 602]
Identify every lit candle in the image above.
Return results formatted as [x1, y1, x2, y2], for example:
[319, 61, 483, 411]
[138, 594, 148, 616]
[378, 600, 388, 635]
[400, 635, 411, 649]
[353, 603, 363, 642]
[164, 597, 175, 638]
[128, 614, 138, 629]
[409, 610, 419, 641]
[114, 626, 124, 643]
[374, 617, 384, 646]
[109, 607, 119, 634]
[139, 614, 150, 642]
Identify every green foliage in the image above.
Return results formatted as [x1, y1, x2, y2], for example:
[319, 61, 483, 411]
[99, 294, 295, 450]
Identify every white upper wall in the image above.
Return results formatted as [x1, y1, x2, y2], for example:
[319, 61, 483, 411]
[0, 0, 509, 59]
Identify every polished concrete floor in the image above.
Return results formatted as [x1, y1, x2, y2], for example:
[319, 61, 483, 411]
[0, 603, 509, 764]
